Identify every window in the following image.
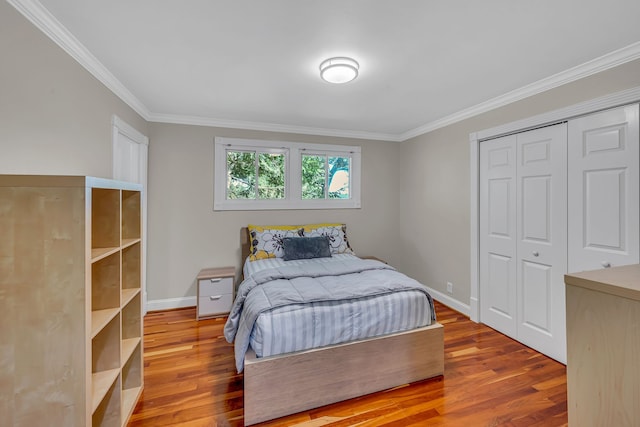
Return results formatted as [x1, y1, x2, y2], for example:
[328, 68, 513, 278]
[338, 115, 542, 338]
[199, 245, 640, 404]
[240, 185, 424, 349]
[214, 137, 361, 210]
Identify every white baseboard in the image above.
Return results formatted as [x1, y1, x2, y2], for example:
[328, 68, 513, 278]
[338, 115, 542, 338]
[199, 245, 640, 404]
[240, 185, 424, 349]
[424, 285, 471, 317]
[469, 296, 479, 323]
[146, 296, 196, 312]
[145, 289, 470, 319]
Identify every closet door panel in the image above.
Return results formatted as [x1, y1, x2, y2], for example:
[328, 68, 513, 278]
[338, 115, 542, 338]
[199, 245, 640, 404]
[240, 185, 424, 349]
[521, 260, 552, 332]
[585, 169, 625, 249]
[516, 123, 567, 363]
[480, 135, 517, 337]
[487, 253, 513, 318]
[568, 104, 640, 273]
[521, 175, 551, 242]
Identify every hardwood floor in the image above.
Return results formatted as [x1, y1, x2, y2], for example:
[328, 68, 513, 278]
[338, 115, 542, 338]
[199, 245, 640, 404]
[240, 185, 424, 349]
[128, 302, 567, 426]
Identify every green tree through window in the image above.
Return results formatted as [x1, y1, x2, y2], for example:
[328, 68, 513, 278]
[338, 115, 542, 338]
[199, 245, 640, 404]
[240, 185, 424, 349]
[302, 154, 350, 199]
[302, 155, 325, 199]
[226, 150, 285, 199]
[226, 151, 255, 199]
[258, 153, 285, 199]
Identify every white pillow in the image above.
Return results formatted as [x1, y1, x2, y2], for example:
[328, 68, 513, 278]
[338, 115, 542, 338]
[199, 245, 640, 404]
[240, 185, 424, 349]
[303, 223, 354, 255]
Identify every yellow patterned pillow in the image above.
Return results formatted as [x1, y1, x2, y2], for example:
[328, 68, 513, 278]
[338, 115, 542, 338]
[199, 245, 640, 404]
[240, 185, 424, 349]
[248, 224, 304, 261]
[302, 223, 354, 255]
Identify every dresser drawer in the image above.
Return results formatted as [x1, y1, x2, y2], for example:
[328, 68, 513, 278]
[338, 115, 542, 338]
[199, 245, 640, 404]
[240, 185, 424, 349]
[198, 294, 233, 317]
[198, 276, 233, 297]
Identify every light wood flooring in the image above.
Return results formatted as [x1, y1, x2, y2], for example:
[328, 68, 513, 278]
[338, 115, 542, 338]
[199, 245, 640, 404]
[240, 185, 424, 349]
[128, 301, 568, 426]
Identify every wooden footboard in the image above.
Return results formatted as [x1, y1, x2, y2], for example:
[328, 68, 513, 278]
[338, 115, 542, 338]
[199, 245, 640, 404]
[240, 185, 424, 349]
[243, 322, 444, 425]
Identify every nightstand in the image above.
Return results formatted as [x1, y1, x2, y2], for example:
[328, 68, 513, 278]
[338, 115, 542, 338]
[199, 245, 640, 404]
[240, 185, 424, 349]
[196, 266, 235, 319]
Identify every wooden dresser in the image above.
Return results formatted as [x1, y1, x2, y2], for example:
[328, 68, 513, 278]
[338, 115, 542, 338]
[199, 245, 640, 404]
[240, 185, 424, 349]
[564, 264, 640, 427]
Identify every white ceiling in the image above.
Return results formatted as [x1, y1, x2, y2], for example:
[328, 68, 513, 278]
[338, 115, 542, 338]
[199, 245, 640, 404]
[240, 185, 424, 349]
[11, 0, 640, 141]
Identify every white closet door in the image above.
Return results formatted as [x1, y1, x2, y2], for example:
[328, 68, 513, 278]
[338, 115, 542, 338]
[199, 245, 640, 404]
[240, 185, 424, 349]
[516, 124, 567, 363]
[568, 104, 640, 273]
[480, 124, 567, 363]
[480, 135, 518, 337]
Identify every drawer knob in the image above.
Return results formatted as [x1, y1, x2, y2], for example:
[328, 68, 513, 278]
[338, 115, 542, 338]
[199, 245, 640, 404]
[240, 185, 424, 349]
[602, 261, 611, 268]
[209, 295, 222, 301]
[210, 278, 222, 283]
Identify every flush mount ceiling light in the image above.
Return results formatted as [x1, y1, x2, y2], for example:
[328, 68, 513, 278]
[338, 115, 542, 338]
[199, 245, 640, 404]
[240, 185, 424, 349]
[319, 57, 359, 84]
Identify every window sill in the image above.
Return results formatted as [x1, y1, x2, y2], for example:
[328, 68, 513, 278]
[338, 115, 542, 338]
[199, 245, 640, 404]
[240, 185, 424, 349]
[214, 199, 361, 211]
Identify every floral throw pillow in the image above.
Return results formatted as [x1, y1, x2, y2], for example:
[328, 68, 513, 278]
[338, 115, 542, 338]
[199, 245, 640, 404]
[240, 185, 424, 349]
[248, 224, 304, 261]
[303, 223, 354, 255]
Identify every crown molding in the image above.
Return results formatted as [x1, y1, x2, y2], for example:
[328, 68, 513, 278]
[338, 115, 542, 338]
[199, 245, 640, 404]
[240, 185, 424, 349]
[399, 41, 640, 141]
[9, 0, 640, 143]
[147, 112, 401, 142]
[474, 85, 640, 141]
[8, 0, 151, 120]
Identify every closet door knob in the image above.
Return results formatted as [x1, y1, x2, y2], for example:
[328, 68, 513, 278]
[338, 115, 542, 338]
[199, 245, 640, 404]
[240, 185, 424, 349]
[602, 261, 611, 268]
[532, 251, 539, 257]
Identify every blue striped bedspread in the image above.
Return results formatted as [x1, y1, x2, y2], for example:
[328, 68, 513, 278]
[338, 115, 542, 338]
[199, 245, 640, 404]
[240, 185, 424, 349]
[224, 256, 436, 373]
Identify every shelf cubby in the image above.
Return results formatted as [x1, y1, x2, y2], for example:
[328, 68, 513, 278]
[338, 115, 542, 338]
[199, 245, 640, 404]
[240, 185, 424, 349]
[122, 336, 141, 364]
[121, 339, 142, 426]
[92, 313, 121, 426]
[92, 374, 122, 427]
[122, 190, 141, 241]
[92, 369, 120, 413]
[92, 188, 120, 251]
[92, 251, 121, 311]
[121, 288, 139, 308]
[91, 307, 120, 339]
[122, 292, 141, 341]
[122, 241, 141, 291]
[122, 342, 142, 386]
[92, 313, 121, 375]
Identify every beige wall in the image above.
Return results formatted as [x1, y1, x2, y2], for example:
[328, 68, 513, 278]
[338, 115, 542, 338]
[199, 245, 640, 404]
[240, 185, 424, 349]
[146, 123, 399, 301]
[5, 0, 640, 310]
[0, 1, 147, 177]
[0, 1, 400, 305]
[398, 58, 640, 307]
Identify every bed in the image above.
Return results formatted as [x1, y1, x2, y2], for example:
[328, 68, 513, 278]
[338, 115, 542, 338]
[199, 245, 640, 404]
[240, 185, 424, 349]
[226, 225, 444, 425]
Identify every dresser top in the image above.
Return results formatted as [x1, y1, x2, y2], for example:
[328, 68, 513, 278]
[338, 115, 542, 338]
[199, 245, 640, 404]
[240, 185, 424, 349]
[565, 264, 640, 301]
[197, 266, 235, 280]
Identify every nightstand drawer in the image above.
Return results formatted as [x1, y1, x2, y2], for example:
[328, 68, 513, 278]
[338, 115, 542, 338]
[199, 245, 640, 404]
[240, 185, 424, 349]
[198, 276, 234, 297]
[196, 266, 235, 320]
[198, 294, 233, 317]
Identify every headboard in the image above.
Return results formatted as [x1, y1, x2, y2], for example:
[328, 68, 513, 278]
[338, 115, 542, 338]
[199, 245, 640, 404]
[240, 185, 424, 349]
[240, 227, 250, 267]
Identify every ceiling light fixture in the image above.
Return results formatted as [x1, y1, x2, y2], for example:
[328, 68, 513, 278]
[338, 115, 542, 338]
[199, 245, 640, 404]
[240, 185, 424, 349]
[319, 57, 359, 84]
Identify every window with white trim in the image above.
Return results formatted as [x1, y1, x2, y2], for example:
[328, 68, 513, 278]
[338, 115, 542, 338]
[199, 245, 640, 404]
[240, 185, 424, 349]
[214, 137, 361, 210]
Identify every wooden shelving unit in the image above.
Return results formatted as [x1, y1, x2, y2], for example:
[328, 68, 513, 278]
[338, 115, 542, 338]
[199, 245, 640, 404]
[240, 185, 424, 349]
[0, 175, 143, 427]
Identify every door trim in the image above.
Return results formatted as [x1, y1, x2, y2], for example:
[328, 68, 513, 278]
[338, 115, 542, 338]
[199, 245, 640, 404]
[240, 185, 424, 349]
[112, 115, 149, 314]
[112, 116, 148, 150]
[470, 85, 640, 322]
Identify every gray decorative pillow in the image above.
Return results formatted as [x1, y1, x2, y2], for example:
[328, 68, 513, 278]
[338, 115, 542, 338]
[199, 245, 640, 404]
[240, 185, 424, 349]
[282, 236, 332, 261]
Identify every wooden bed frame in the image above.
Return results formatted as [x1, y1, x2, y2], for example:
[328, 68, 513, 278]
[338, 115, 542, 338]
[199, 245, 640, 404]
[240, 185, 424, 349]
[239, 227, 445, 425]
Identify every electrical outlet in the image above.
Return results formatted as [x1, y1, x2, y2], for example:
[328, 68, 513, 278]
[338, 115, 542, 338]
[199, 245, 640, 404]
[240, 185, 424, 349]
[446, 281, 453, 294]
